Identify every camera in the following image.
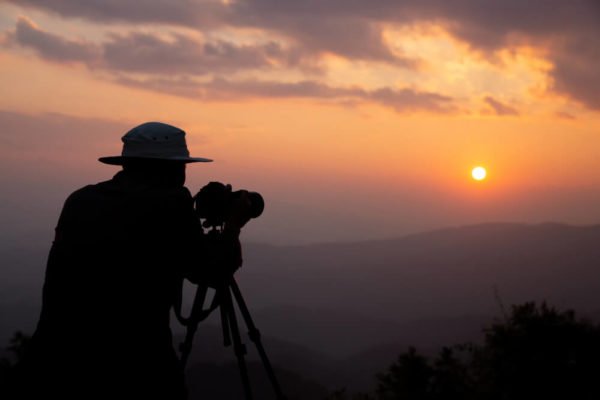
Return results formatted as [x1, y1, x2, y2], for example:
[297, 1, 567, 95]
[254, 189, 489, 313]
[194, 181, 264, 227]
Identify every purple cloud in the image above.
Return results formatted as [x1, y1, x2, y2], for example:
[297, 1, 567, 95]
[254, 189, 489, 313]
[11, 16, 100, 63]
[103, 32, 289, 74]
[7, 0, 600, 109]
[8, 18, 307, 74]
[116, 75, 456, 113]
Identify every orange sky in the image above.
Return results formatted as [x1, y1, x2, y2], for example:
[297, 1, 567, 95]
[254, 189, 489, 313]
[1, 1, 600, 243]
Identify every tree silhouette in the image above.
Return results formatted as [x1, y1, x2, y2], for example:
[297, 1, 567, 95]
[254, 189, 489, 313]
[376, 347, 432, 400]
[0, 331, 31, 396]
[372, 302, 600, 400]
[323, 388, 374, 400]
[429, 347, 471, 400]
[472, 302, 600, 399]
[6, 302, 600, 400]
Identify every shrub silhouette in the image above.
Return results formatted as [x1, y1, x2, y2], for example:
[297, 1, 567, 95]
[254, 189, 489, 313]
[6, 303, 600, 400]
[376, 347, 432, 400]
[0, 331, 31, 397]
[371, 302, 600, 400]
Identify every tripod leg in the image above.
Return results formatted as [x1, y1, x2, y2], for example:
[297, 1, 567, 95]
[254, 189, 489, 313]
[179, 285, 208, 368]
[221, 285, 253, 400]
[230, 279, 287, 400]
[219, 286, 232, 347]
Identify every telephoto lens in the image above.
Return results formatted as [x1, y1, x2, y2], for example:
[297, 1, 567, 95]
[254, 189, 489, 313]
[194, 182, 264, 226]
[233, 190, 264, 219]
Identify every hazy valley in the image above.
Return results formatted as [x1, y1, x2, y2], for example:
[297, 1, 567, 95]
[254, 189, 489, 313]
[3, 222, 600, 396]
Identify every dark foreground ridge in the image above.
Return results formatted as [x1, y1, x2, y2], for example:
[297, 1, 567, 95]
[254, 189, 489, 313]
[3, 223, 600, 398]
[3, 302, 600, 399]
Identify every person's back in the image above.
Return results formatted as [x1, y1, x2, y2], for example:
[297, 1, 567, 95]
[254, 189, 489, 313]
[33, 169, 192, 397]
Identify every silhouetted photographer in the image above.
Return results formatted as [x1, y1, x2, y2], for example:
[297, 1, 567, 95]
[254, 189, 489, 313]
[16, 122, 264, 399]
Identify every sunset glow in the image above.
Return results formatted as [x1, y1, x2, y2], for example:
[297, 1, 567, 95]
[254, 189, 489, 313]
[4, 4, 600, 398]
[472, 167, 487, 181]
[0, 1, 600, 243]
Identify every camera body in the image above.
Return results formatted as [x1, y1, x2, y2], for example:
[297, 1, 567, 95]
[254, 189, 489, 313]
[194, 181, 264, 228]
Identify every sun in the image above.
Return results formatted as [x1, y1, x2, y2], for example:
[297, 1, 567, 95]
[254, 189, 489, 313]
[471, 166, 487, 181]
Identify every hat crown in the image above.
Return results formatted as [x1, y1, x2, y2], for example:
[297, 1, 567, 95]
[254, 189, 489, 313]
[98, 121, 212, 165]
[121, 122, 191, 159]
[123, 122, 184, 143]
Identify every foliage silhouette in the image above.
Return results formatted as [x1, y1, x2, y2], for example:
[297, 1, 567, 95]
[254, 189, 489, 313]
[376, 347, 432, 400]
[369, 302, 600, 400]
[5, 302, 600, 400]
[323, 388, 374, 400]
[0, 331, 31, 397]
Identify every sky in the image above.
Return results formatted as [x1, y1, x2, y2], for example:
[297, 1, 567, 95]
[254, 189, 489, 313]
[1, 0, 600, 244]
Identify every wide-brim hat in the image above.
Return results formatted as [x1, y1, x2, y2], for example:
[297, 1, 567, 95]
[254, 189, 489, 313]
[99, 122, 212, 165]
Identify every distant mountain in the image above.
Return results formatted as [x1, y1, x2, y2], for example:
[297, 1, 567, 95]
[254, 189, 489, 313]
[236, 223, 600, 354]
[246, 307, 488, 391]
[172, 311, 488, 393]
[176, 322, 335, 384]
[3, 222, 600, 361]
[179, 323, 333, 399]
[248, 305, 487, 357]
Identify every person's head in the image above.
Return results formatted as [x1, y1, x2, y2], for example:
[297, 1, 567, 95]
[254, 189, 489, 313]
[122, 158, 187, 187]
[98, 122, 212, 186]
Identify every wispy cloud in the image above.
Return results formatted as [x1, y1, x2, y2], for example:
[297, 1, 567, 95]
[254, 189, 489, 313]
[102, 32, 292, 74]
[5, 17, 453, 114]
[555, 111, 576, 120]
[9, 16, 100, 63]
[8, 0, 419, 66]
[116, 75, 456, 113]
[7, 17, 304, 74]
[484, 96, 519, 116]
[10, 0, 600, 110]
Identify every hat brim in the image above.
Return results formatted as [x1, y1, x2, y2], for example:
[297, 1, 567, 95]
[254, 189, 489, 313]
[98, 156, 213, 165]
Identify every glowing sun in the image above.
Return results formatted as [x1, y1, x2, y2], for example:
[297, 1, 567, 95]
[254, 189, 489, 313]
[471, 166, 487, 181]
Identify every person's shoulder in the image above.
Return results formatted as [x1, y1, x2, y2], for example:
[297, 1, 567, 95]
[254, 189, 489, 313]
[63, 179, 113, 206]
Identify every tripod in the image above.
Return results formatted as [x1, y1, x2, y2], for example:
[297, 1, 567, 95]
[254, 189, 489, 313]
[177, 276, 286, 400]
